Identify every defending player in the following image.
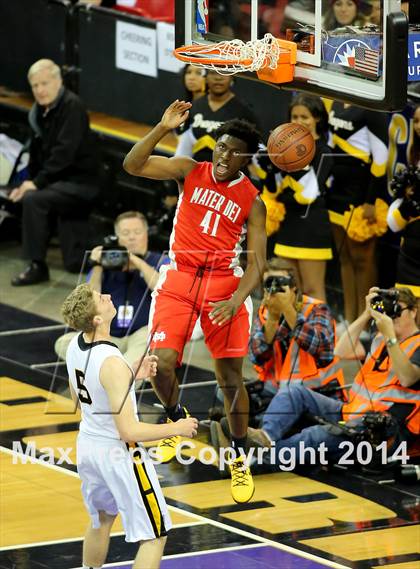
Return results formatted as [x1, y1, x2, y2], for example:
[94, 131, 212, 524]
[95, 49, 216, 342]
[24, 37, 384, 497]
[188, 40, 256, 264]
[123, 100, 266, 504]
[63, 283, 198, 569]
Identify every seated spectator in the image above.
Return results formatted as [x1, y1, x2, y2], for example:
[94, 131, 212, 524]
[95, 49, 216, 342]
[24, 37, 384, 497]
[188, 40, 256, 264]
[9, 59, 100, 285]
[55, 211, 169, 366]
[215, 287, 420, 466]
[323, 0, 366, 31]
[249, 257, 346, 396]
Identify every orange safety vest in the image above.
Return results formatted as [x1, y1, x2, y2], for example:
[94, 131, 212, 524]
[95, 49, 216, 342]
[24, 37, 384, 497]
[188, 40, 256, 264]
[342, 334, 420, 435]
[254, 295, 346, 397]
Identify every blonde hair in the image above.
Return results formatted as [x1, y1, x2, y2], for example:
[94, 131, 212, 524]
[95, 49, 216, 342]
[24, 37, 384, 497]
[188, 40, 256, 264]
[61, 284, 97, 333]
[28, 59, 62, 81]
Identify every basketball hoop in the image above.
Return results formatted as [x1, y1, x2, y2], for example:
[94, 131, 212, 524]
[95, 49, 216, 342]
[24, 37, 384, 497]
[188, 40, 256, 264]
[174, 33, 297, 84]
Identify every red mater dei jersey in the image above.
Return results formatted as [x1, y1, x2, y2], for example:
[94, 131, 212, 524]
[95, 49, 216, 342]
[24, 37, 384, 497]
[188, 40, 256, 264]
[169, 162, 259, 273]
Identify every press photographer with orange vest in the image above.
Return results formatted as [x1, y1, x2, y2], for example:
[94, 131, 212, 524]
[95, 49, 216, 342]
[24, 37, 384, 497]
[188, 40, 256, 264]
[241, 286, 419, 465]
[337, 287, 420, 437]
[249, 258, 346, 398]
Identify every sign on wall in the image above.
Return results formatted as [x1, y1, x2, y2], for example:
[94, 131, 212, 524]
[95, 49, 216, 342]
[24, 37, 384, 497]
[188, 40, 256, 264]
[116, 20, 157, 77]
[157, 22, 184, 73]
[408, 33, 420, 82]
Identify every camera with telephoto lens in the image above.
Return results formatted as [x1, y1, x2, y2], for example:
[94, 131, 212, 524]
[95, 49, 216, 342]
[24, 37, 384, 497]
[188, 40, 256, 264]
[370, 289, 401, 319]
[100, 235, 129, 270]
[390, 166, 420, 212]
[264, 274, 295, 294]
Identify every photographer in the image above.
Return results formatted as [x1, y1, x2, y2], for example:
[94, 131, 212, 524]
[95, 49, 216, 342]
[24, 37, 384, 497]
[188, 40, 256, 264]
[239, 287, 420, 466]
[55, 211, 169, 365]
[387, 165, 420, 323]
[249, 257, 345, 395]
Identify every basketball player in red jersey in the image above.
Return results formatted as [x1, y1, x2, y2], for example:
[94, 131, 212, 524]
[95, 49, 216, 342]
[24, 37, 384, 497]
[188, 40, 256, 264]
[124, 100, 266, 503]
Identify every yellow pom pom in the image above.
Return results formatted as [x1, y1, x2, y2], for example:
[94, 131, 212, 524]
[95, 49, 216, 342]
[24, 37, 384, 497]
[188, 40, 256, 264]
[374, 198, 389, 237]
[261, 194, 286, 236]
[343, 199, 389, 242]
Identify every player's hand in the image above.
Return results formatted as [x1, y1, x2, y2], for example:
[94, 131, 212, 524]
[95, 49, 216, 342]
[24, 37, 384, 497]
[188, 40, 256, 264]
[209, 298, 241, 326]
[174, 417, 199, 438]
[160, 99, 192, 130]
[361, 203, 376, 224]
[134, 355, 158, 380]
[9, 180, 37, 202]
[90, 245, 103, 264]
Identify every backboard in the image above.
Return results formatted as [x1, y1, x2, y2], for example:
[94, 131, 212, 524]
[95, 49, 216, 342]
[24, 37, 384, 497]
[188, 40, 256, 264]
[174, 0, 408, 111]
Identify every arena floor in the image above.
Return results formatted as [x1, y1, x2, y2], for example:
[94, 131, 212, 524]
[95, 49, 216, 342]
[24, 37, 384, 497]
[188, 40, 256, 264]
[0, 242, 419, 569]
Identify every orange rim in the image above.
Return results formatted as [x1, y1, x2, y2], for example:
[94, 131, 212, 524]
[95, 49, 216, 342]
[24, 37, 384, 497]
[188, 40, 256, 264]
[174, 46, 254, 67]
[173, 38, 296, 70]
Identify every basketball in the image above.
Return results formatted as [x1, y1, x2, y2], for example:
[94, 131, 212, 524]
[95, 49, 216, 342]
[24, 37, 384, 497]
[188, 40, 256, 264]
[267, 123, 315, 172]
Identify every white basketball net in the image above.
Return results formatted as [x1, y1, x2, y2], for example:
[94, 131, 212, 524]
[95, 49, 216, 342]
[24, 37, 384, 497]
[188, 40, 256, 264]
[176, 33, 282, 75]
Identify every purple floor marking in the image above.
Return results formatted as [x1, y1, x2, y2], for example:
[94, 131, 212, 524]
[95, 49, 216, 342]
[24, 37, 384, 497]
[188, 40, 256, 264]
[114, 545, 329, 569]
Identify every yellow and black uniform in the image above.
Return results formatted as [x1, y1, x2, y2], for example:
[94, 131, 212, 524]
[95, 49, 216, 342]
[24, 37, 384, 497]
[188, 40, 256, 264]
[175, 95, 258, 162]
[255, 138, 333, 260]
[66, 334, 171, 542]
[387, 197, 420, 297]
[327, 102, 388, 225]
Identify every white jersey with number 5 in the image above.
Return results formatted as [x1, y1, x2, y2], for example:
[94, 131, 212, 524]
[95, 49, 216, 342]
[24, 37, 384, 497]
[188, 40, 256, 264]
[66, 332, 137, 439]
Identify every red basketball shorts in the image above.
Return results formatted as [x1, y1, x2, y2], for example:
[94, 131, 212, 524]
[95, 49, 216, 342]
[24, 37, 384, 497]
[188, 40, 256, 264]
[148, 265, 253, 364]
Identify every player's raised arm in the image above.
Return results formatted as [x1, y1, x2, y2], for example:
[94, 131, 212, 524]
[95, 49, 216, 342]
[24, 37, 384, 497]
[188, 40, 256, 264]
[100, 356, 198, 442]
[123, 100, 197, 181]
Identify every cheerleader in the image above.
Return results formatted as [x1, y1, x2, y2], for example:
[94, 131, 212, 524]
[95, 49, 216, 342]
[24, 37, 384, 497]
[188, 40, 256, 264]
[327, 101, 389, 323]
[256, 94, 333, 301]
[175, 70, 258, 162]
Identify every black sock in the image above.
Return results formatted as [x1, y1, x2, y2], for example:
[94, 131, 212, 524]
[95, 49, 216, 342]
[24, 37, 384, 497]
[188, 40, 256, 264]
[231, 436, 247, 457]
[165, 403, 184, 422]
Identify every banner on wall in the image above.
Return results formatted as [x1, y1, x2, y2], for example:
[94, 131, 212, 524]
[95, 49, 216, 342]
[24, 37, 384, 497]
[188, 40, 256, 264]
[116, 21, 157, 77]
[157, 22, 184, 73]
[322, 33, 382, 79]
[408, 32, 420, 82]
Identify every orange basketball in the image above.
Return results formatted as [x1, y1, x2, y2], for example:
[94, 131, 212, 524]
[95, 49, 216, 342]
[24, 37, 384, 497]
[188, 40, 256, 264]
[267, 123, 315, 172]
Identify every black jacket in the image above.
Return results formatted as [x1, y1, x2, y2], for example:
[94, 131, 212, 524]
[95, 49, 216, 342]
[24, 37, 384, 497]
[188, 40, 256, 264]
[28, 88, 99, 190]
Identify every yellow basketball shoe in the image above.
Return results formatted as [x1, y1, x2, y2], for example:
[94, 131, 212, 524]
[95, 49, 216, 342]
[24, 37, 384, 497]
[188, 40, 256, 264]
[229, 454, 255, 504]
[155, 408, 189, 463]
